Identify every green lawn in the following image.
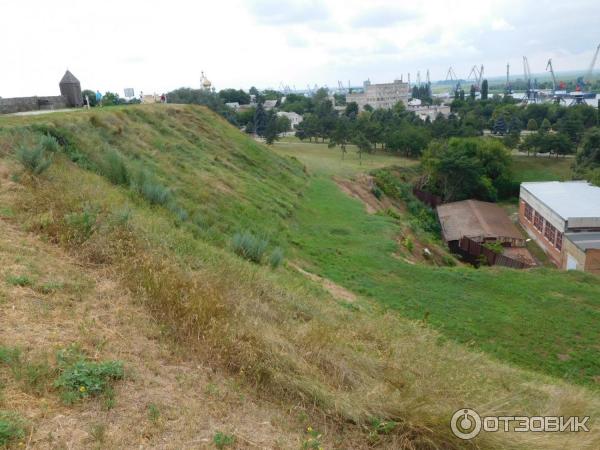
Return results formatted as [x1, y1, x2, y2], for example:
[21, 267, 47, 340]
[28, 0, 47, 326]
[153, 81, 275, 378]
[511, 155, 573, 182]
[286, 146, 600, 387]
[273, 137, 416, 176]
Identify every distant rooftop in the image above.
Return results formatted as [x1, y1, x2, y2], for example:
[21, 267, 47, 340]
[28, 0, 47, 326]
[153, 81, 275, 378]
[565, 232, 600, 251]
[521, 181, 600, 219]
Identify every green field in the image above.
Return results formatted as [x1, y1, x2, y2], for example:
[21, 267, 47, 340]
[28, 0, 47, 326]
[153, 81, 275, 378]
[275, 141, 600, 386]
[512, 155, 574, 182]
[274, 136, 415, 176]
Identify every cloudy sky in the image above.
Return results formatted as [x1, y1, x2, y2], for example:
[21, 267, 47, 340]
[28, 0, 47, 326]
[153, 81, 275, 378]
[1, 0, 598, 97]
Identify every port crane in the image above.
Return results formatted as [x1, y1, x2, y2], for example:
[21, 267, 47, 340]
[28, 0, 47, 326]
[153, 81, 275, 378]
[522, 56, 538, 103]
[445, 66, 461, 96]
[585, 43, 600, 85]
[467, 64, 484, 90]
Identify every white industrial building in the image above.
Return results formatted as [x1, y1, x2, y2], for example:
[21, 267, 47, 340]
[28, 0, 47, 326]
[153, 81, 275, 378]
[346, 79, 410, 110]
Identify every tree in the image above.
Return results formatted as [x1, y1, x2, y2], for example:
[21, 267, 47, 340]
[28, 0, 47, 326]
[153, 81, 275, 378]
[345, 102, 359, 119]
[574, 127, 600, 179]
[276, 115, 291, 133]
[481, 80, 488, 100]
[264, 111, 279, 144]
[469, 85, 476, 100]
[328, 116, 352, 159]
[492, 116, 507, 135]
[559, 110, 585, 144]
[102, 92, 121, 106]
[352, 133, 371, 164]
[422, 138, 513, 202]
[540, 118, 552, 133]
[82, 89, 97, 107]
[218, 89, 250, 105]
[384, 126, 430, 157]
[527, 118, 538, 131]
[254, 103, 267, 136]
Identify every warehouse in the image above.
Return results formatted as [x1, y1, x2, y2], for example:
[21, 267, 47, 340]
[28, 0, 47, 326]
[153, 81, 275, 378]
[519, 181, 600, 271]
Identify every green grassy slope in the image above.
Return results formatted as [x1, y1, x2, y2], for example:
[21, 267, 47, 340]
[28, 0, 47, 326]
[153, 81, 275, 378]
[0, 105, 306, 244]
[289, 177, 600, 386]
[1, 105, 599, 449]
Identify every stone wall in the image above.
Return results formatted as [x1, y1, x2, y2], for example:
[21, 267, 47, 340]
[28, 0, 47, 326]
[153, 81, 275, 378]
[0, 96, 67, 115]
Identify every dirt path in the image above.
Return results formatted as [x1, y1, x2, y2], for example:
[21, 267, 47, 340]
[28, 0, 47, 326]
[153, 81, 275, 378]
[289, 263, 356, 303]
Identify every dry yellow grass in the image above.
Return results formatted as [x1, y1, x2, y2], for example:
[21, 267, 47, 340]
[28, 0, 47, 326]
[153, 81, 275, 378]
[0, 166, 305, 449]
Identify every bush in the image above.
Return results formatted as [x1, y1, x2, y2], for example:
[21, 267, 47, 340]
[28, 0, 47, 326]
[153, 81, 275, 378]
[269, 247, 284, 268]
[64, 205, 98, 243]
[0, 411, 26, 446]
[231, 231, 268, 263]
[141, 181, 171, 205]
[101, 150, 129, 185]
[16, 143, 52, 175]
[371, 185, 383, 200]
[39, 133, 60, 153]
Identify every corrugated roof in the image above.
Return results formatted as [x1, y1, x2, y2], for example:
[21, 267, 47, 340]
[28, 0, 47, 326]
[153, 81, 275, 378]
[59, 70, 80, 85]
[521, 181, 600, 220]
[565, 232, 600, 251]
[437, 199, 523, 242]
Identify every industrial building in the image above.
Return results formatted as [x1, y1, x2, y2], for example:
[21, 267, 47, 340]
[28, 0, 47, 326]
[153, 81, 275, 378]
[346, 79, 410, 110]
[519, 181, 600, 274]
[437, 199, 533, 267]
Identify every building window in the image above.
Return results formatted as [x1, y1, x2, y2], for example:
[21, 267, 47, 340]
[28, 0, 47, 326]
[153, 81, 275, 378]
[544, 222, 556, 245]
[555, 232, 563, 251]
[534, 212, 544, 232]
[524, 202, 533, 221]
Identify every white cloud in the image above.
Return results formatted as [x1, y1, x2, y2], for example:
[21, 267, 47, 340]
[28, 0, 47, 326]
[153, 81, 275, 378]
[491, 18, 515, 31]
[0, 0, 597, 98]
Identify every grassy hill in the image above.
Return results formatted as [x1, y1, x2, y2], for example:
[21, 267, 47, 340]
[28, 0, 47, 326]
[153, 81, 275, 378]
[0, 105, 599, 449]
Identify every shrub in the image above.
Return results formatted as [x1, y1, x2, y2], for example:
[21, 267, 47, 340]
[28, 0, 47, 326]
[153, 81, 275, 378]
[39, 133, 60, 153]
[101, 150, 129, 185]
[5, 274, 32, 287]
[140, 181, 171, 206]
[16, 143, 52, 175]
[371, 185, 383, 200]
[64, 206, 98, 243]
[231, 231, 268, 263]
[0, 411, 26, 446]
[213, 431, 235, 449]
[269, 247, 284, 269]
[54, 357, 124, 404]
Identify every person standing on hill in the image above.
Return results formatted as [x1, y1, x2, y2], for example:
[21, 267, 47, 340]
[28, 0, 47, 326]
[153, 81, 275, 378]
[95, 90, 103, 107]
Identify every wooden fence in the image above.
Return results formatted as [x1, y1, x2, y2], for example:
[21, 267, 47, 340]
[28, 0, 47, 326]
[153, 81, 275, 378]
[412, 188, 443, 208]
[458, 237, 532, 269]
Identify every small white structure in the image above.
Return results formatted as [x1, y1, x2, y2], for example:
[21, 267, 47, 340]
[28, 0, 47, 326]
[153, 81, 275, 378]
[277, 111, 303, 129]
[225, 102, 240, 110]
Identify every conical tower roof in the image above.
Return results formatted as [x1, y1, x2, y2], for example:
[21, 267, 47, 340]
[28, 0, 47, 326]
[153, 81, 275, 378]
[60, 70, 80, 85]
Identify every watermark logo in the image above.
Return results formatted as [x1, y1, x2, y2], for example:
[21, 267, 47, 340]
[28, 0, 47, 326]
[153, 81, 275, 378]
[450, 409, 590, 440]
[451, 409, 482, 440]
